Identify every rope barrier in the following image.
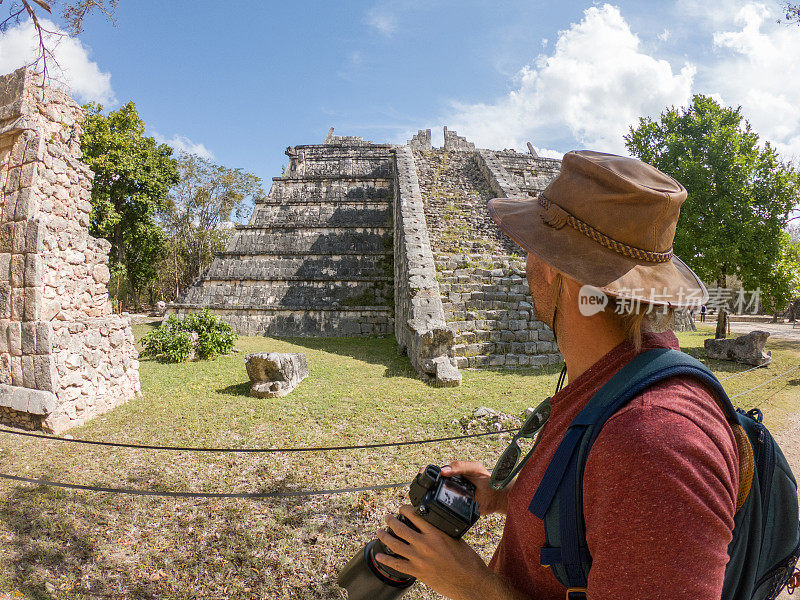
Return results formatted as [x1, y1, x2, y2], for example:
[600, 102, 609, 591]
[718, 362, 771, 382]
[0, 428, 515, 452]
[729, 365, 800, 400]
[0, 362, 795, 500]
[0, 362, 794, 453]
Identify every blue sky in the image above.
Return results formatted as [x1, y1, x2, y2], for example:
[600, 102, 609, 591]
[1, 0, 799, 190]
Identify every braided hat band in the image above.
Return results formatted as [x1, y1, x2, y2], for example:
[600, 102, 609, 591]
[538, 194, 674, 264]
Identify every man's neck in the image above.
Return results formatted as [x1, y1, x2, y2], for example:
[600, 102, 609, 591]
[555, 304, 629, 384]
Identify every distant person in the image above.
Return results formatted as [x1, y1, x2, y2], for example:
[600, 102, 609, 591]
[701, 303, 707, 322]
[372, 151, 738, 600]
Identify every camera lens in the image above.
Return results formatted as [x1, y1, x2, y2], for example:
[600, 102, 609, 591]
[337, 540, 414, 600]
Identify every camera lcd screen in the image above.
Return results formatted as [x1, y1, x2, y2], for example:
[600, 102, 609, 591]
[435, 480, 472, 520]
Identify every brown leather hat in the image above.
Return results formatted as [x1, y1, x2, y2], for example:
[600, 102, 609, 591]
[488, 150, 708, 307]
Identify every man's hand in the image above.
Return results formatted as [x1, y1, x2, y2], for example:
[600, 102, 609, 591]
[374, 504, 497, 600]
[440, 461, 510, 515]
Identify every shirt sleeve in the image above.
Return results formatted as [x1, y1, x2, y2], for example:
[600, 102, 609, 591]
[582, 381, 739, 600]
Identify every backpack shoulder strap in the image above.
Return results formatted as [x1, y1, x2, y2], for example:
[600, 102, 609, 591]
[528, 348, 730, 592]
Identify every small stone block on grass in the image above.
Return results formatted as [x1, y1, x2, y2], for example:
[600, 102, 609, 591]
[245, 352, 309, 398]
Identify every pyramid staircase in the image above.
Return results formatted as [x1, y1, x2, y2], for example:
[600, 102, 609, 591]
[413, 147, 562, 368]
[168, 137, 396, 337]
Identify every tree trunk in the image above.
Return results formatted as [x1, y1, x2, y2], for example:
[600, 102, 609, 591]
[717, 264, 728, 289]
[789, 299, 800, 323]
[715, 308, 729, 339]
[174, 247, 179, 299]
[114, 221, 125, 264]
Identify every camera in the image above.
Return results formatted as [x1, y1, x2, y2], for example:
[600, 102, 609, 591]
[337, 465, 481, 600]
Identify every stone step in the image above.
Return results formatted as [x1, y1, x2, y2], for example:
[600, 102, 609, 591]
[205, 254, 392, 281]
[181, 279, 393, 308]
[450, 339, 560, 359]
[272, 174, 394, 183]
[259, 197, 392, 206]
[171, 303, 392, 312]
[250, 202, 391, 227]
[454, 353, 561, 369]
[226, 227, 392, 254]
[215, 250, 393, 257]
[235, 224, 392, 231]
[452, 329, 541, 344]
[268, 179, 392, 203]
[167, 305, 393, 338]
[282, 158, 393, 179]
[199, 275, 393, 283]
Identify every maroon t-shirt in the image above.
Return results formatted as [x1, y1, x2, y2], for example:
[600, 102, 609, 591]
[489, 331, 739, 599]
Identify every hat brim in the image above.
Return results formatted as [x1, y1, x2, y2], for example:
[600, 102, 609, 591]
[488, 196, 709, 307]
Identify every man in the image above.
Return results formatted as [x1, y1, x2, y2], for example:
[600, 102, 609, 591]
[374, 151, 739, 599]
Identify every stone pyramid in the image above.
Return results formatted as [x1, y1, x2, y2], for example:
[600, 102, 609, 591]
[169, 130, 396, 337]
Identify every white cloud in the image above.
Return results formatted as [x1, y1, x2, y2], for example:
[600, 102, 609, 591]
[0, 18, 114, 105]
[658, 28, 672, 42]
[446, 4, 695, 154]
[365, 6, 396, 37]
[674, 0, 745, 28]
[706, 3, 800, 159]
[535, 147, 565, 159]
[153, 133, 215, 160]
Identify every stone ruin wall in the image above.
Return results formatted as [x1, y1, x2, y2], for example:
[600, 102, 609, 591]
[393, 146, 460, 385]
[0, 68, 140, 433]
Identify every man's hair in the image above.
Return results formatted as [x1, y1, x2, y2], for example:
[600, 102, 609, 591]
[551, 272, 675, 353]
[610, 299, 675, 353]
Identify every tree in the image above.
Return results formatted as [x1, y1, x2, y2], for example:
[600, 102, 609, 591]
[782, 2, 800, 25]
[81, 102, 179, 308]
[159, 153, 262, 300]
[759, 232, 800, 319]
[0, 0, 117, 80]
[625, 95, 800, 301]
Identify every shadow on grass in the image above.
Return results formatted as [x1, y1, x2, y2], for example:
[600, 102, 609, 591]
[218, 381, 251, 397]
[766, 339, 800, 353]
[0, 468, 309, 600]
[0, 485, 159, 600]
[474, 363, 565, 377]
[280, 336, 418, 380]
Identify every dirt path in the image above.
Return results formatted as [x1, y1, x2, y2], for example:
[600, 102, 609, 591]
[706, 323, 800, 598]
[724, 320, 800, 344]
[775, 415, 800, 600]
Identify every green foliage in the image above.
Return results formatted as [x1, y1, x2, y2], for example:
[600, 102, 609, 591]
[760, 233, 800, 314]
[81, 102, 179, 308]
[141, 323, 192, 363]
[782, 2, 800, 24]
[625, 95, 800, 300]
[141, 310, 237, 362]
[158, 153, 263, 301]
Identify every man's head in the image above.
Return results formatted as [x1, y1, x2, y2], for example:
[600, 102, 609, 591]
[491, 151, 704, 349]
[525, 251, 674, 352]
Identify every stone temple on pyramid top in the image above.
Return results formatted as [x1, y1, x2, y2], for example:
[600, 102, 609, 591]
[167, 126, 565, 385]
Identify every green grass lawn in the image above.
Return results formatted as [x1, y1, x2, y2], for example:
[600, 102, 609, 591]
[0, 324, 796, 599]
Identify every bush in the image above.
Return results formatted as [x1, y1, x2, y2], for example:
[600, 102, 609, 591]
[141, 310, 237, 362]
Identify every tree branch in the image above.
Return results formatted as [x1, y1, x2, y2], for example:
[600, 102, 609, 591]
[1, 0, 118, 92]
